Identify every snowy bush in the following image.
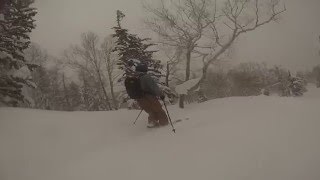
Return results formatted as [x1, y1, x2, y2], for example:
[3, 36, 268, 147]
[289, 76, 307, 96]
[228, 63, 265, 96]
[202, 71, 231, 99]
[267, 67, 307, 97]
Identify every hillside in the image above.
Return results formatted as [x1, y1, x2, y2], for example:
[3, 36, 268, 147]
[1, 85, 320, 180]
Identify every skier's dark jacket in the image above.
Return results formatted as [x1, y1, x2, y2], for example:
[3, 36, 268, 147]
[139, 73, 162, 97]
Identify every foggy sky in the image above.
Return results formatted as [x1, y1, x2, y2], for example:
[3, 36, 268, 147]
[30, 0, 320, 72]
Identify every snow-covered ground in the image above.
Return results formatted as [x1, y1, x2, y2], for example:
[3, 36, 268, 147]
[1, 85, 320, 180]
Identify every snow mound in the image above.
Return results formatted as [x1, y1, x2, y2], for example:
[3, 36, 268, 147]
[175, 78, 200, 95]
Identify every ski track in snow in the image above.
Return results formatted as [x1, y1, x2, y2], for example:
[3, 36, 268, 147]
[1, 85, 320, 180]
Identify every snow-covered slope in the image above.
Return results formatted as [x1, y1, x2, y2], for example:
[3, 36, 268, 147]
[1, 85, 320, 180]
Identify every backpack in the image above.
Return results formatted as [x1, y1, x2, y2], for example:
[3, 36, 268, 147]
[124, 76, 144, 99]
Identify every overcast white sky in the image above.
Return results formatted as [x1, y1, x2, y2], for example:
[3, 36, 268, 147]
[30, 0, 320, 72]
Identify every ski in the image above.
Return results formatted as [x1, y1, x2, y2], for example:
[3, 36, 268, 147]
[147, 119, 184, 128]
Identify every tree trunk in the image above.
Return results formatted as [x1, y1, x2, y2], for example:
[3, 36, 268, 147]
[81, 73, 90, 110]
[166, 62, 170, 86]
[107, 71, 118, 110]
[185, 49, 191, 81]
[105, 52, 118, 110]
[62, 74, 71, 111]
[179, 48, 192, 109]
[96, 70, 112, 110]
[179, 94, 185, 108]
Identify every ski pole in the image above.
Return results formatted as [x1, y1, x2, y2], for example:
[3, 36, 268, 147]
[133, 109, 143, 125]
[162, 100, 176, 133]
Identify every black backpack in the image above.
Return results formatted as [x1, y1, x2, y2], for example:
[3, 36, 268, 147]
[124, 76, 144, 99]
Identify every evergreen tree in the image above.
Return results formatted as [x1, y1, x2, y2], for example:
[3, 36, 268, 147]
[112, 10, 162, 78]
[0, 0, 37, 106]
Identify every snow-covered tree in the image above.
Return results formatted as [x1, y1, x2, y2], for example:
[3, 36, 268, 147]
[112, 10, 162, 78]
[0, 0, 37, 106]
[268, 67, 307, 97]
[289, 75, 306, 96]
[112, 10, 177, 106]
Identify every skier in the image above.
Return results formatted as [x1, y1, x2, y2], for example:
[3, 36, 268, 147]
[125, 62, 169, 127]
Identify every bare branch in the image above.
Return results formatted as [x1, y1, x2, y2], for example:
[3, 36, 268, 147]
[237, 1, 286, 35]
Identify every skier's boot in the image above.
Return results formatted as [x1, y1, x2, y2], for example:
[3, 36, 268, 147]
[147, 120, 160, 128]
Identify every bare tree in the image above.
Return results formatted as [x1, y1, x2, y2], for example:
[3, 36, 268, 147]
[25, 43, 48, 66]
[101, 36, 121, 110]
[191, 0, 285, 91]
[78, 68, 93, 110]
[64, 48, 97, 110]
[146, 0, 285, 108]
[158, 45, 184, 86]
[61, 73, 71, 110]
[65, 32, 112, 110]
[24, 43, 50, 109]
[144, 0, 214, 108]
[145, 0, 213, 80]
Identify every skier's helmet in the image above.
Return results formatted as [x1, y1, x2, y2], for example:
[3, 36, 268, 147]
[135, 63, 148, 73]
